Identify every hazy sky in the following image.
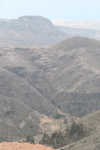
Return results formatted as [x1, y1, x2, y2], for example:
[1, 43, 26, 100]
[0, 0, 100, 20]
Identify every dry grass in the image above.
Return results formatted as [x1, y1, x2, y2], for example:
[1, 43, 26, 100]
[64, 110, 100, 150]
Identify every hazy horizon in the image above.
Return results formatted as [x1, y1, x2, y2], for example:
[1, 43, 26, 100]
[0, 0, 100, 21]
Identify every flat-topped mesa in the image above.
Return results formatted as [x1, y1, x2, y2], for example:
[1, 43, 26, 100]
[0, 16, 54, 26]
[18, 15, 53, 26]
[0, 15, 68, 47]
[0, 18, 11, 21]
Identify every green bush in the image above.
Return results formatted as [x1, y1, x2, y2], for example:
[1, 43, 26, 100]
[26, 135, 34, 144]
[69, 121, 85, 141]
[39, 121, 86, 149]
[39, 132, 51, 145]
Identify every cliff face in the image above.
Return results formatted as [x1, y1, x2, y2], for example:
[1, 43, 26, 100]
[0, 16, 68, 47]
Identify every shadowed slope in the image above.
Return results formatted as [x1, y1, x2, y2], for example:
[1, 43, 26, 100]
[0, 95, 41, 142]
[0, 68, 59, 117]
[44, 37, 100, 117]
[1, 36, 100, 120]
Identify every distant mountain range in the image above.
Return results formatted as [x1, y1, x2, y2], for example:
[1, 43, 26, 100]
[0, 16, 69, 47]
[55, 26, 100, 41]
[1, 16, 100, 47]
[52, 19, 100, 41]
[1, 16, 100, 145]
[52, 20, 100, 30]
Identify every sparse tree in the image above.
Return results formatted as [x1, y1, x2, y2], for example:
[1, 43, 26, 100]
[26, 135, 34, 144]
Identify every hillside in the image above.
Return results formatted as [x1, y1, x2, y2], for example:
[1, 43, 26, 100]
[0, 68, 59, 116]
[1, 36, 100, 141]
[33, 110, 100, 150]
[46, 36, 100, 117]
[0, 95, 40, 142]
[0, 46, 67, 142]
[0, 143, 55, 150]
[0, 16, 68, 47]
[56, 26, 100, 41]
[1, 36, 100, 118]
[0, 94, 66, 142]
[64, 110, 100, 150]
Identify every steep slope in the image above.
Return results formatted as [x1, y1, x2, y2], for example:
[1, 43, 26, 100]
[64, 110, 100, 150]
[48, 37, 100, 94]
[0, 16, 68, 47]
[43, 37, 100, 117]
[0, 95, 41, 142]
[0, 46, 67, 141]
[0, 46, 63, 117]
[0, 93, 66, 142]
[1, 36, 100, 119]
[0, 68, 59, 117]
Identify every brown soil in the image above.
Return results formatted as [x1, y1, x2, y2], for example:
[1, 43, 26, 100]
[52, 125, 59, 131]
[40, 116, 59, 132]
[0, 142, 55, 150]
[41, 117, 52, 123]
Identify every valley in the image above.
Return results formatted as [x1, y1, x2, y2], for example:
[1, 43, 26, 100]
[0, 16, 100, 149]
[1, 36, 100, 143]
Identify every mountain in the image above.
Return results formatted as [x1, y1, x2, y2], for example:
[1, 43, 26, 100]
[52, 19, 100, 41]
[0, 16, 68, 47]
[1, 36, 100, 118]
[56, 26, 100, 41]
[0, 45, 67, 142]
[52, 20, 100, 30]
[47, 36, 100, 117]
[1, 36, 100, 141]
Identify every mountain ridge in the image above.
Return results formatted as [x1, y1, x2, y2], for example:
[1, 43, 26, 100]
[1, 36, 100, 142]
[0, 16, 69, 47]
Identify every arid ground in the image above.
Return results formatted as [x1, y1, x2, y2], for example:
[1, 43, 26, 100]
[0, 142, 55, 150]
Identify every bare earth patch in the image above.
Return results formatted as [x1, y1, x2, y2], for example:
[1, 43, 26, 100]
[41, 117, 52, 123]
[40, 116, 59, 132]
[0, 142, 55, 150]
